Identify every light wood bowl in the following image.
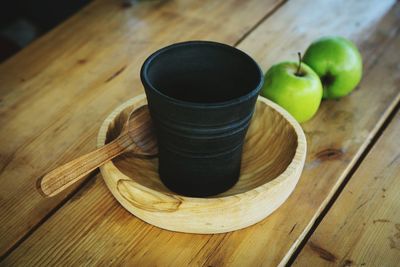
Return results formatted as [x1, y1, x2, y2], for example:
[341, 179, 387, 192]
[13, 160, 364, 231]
[97, 94, 306, 234]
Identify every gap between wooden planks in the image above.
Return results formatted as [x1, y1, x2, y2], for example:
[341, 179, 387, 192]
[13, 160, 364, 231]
[2, 0, 400, 266]
[287, 98, 400, 266]
[0, 0, 286, 259]
[293, 108, 400, 266]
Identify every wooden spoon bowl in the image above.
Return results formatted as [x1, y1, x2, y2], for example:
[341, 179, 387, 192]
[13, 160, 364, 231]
[98, 94, 306, 234]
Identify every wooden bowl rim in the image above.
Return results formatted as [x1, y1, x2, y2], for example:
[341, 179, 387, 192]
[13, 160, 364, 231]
[97, 94, 306, 203]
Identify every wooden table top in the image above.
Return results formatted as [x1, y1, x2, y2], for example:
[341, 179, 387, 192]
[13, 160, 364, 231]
[0, 0, 399, 266]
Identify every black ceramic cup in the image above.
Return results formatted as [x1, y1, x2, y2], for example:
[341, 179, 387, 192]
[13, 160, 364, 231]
[141, 41, 264, 197]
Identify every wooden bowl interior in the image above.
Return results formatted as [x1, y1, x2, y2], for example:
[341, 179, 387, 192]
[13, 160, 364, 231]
[106, 100, 298, 197]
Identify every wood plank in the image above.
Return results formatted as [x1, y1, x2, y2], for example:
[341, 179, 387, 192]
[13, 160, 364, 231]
[293, 110, 400, 266]
[0, 0, 285, 257]
[2, 0, 399, 266]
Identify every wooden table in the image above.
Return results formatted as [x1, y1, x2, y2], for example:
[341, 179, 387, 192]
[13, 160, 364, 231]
[0, 0, 399, 266]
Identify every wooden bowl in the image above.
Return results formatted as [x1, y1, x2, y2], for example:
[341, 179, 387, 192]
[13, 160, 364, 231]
[97, 94, 306, 234]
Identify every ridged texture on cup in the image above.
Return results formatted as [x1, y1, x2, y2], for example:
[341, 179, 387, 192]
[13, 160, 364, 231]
[141, 41, 263, 197]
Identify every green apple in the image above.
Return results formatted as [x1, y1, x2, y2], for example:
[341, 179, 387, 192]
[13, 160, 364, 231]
[261, 60, 323, 123]
[303, 36, 362, 99]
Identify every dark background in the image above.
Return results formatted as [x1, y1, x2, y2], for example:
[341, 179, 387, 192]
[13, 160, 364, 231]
[0, 0, 92, 62]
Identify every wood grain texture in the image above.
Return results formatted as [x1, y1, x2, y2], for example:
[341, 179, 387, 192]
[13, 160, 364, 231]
[37, 105, 158, 197]
[2, 0, 399, 266]
[97, 94, 306, 233]
[0, 0, 285, 257]
[293, 110, 400, 266]
[39, 105, 156, 197]
[38, 134, 131, 197]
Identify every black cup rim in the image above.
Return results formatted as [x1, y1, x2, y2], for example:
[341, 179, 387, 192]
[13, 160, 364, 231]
[140, 40, 264, 109]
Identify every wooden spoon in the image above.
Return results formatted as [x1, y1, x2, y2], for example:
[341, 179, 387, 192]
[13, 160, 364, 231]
[38, 105, 157, 197]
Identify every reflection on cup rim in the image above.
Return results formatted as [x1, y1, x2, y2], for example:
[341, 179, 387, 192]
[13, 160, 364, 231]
[140, 40, 264, 109]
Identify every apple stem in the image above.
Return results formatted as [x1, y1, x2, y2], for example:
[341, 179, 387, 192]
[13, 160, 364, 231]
[296, 52, 302, 76]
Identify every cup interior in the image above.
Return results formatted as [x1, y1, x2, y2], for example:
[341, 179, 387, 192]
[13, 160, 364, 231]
[143, 42, 262, 103]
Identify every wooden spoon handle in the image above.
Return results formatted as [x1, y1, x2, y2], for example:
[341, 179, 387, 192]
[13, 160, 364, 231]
[38, 135, 131, 197]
